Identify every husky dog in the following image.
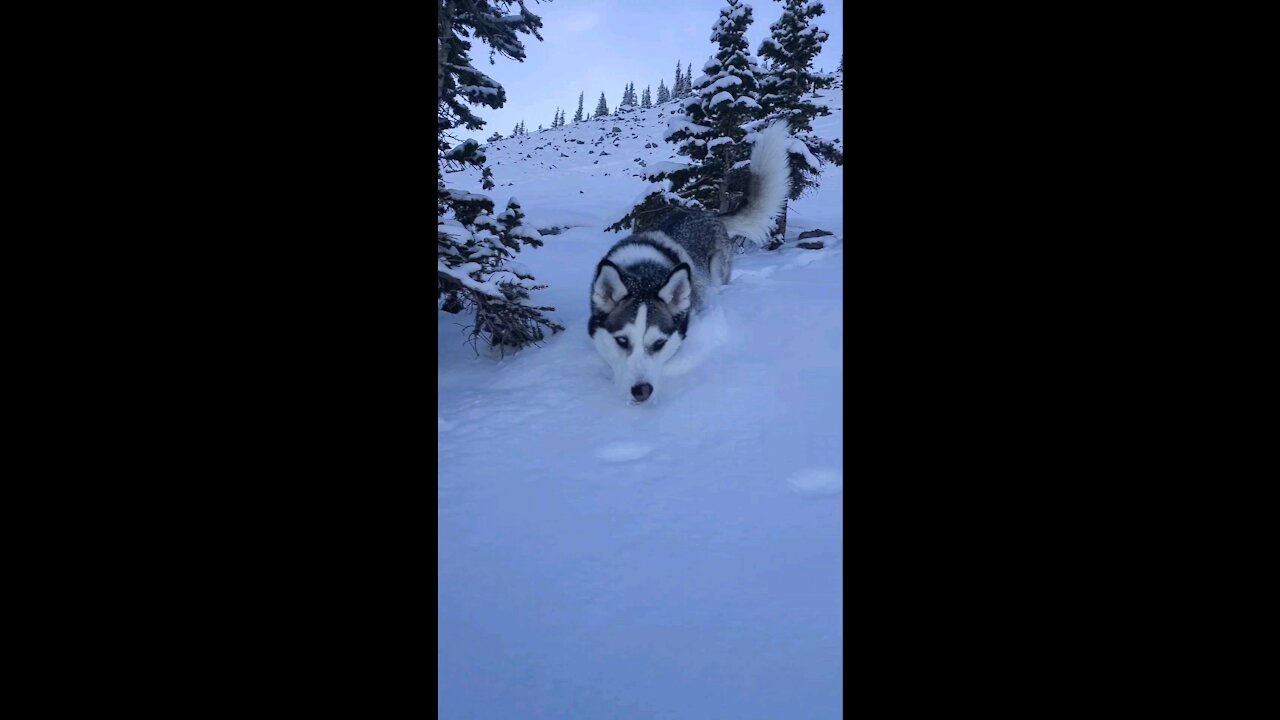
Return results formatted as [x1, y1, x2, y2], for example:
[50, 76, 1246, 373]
[590, 122, 791, 403]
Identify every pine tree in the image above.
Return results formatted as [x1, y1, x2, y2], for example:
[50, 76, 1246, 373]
[685, 61, 694, 97]
[642, 85, 652, 108]
[487, 131, 503, 142]
[609, 0, 764, 233]
[594, 92, 609, 117]
[460, 197, 561, 351]
[438, 0, 562, 353]
[574, 91, 584, 122]
[656, 79, 670, 104]
[674, 60, 683, 99]
[756, 0, 843, 246]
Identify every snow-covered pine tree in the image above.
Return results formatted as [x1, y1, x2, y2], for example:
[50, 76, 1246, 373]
[674, 61, 683, 100]
[552, 107, 559, 127]
[574, 91, 584, 122]
[438, 0, 562, 354]
[594, 92, 609, 117]
[454, 197, 562, 351]
[642, 85, 651, 108]
[607, 0, 764, 233]
[487, 131, 503, 142]
[756, 0, 843, 246]
[537, 124, 543, 131]
[656, 79, 670, 104]
[684, 61, 694, 98]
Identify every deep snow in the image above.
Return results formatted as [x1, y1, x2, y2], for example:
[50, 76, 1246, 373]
[440, 80, 844, 719]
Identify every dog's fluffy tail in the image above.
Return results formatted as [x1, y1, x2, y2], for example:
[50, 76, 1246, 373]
[721, 121, 792, 248]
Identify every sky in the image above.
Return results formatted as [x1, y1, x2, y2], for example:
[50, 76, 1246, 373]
[472, 0, 843, 138]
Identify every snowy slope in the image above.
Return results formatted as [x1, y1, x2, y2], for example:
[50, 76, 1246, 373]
[440, 80, 844, 720]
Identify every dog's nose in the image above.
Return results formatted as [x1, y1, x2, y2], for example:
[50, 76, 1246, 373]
[631, 383, 653, 402]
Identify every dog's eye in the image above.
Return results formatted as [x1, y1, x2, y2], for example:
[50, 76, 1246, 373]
[651, 339, 666, 352]
[615, 337, 629, 348]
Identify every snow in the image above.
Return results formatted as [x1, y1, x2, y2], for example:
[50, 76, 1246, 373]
[644, 161, 689, 176]
[708, 75, 744, 92]
[706, 136, 734, 149]
[457, 84, 500, 97]
[709, 90, 735, 106]
[442, 188, 490, 203]
[438, 259, 522, 298]
[664, 119, 712, 140]
[440, 82, 845, 720]
[787, 136, 822, 171]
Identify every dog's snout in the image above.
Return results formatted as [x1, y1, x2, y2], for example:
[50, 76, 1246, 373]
[631, 383, 653, 402]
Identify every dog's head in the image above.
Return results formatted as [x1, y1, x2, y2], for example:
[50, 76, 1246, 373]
[589, 259, 691, 403]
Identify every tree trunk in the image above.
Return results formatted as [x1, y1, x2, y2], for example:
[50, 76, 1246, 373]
[718, 148, 731, 214]
[767, 200, 787, 250]
[438, 2, 453, 102]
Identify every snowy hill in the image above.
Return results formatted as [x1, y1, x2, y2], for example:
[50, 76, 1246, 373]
[455, 77, 843, 239]
[440, 79, 844, 719]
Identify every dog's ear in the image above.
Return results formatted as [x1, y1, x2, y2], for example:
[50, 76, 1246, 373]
[592, 261, 628, 313]
[659, 263, 692, 315]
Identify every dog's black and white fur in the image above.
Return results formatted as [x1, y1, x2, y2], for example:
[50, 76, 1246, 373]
[590, 122, 792, 403]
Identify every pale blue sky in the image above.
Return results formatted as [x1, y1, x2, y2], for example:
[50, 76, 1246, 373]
[475, 0, 843, 138]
